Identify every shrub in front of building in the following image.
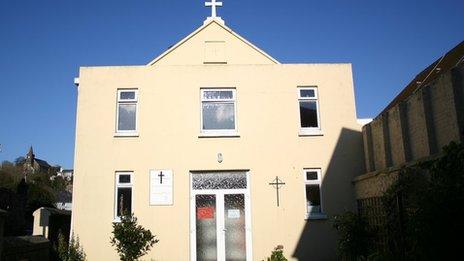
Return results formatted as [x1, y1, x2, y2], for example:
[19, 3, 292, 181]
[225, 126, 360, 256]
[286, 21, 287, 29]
[110, 213, 159, 261]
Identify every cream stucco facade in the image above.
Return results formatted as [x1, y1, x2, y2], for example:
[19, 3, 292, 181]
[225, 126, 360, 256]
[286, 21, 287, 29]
[72, 19, 365, 260]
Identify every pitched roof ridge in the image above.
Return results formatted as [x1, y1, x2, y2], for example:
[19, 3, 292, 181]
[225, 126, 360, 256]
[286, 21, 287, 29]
[147, 19, 279, 65]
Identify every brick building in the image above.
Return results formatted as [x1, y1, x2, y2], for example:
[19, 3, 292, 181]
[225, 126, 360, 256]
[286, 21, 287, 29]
[354, 41, 464, 200]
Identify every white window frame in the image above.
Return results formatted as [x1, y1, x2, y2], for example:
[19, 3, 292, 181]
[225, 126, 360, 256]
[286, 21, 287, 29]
[115, 89, 139, 136]
[298, 87, 323, 136]
[200, 88, 239, 137]
[114, 171, 134, 221]
[303, 168, 326, 219]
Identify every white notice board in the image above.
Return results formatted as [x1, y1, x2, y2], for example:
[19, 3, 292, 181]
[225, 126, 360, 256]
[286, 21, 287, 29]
[149, 169, 173, 205]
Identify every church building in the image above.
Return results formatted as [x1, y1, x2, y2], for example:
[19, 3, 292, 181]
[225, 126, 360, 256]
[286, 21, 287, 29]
[23, 146, 52, 174]
[71, 2, 365, 260]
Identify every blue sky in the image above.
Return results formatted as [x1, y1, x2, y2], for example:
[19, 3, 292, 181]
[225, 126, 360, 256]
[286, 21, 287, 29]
[0, 0, 463, 168]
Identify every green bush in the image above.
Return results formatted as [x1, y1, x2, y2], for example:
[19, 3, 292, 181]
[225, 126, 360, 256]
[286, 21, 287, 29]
[110, 213, 159, 261]
[333, 212, 372, 260]
[335, 141, 464, 260]
[265, 245, 288, 261]
[382, 141, 464, 260]
[57, 232, 86, 261]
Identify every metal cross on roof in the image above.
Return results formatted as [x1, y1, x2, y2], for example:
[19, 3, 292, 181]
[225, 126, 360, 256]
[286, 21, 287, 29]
[205, 0, 223, 18]
[269, 176, 286, 207]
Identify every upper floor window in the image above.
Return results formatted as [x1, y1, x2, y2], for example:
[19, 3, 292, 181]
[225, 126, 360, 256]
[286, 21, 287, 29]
[298, 87, 322, 135]
[200, 89, 237, 136]
[115, 172, 133, 220]
[116, 89, 138, 135]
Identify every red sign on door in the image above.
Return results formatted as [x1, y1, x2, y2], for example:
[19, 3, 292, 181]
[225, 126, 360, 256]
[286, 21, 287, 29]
[197, 207, 214, 220]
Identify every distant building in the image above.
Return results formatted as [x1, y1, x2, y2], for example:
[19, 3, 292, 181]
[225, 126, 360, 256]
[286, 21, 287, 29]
[23, 147, 52, 174]
[55, 191, 72, 211]
[51, 168, 73, 182]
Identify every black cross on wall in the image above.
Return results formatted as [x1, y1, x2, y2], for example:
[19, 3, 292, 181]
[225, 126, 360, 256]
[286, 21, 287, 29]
[158, 171, 165, 184]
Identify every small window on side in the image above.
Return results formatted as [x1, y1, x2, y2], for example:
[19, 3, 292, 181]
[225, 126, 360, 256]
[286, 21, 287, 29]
[303, 169, 324, 218]
[115, 172, 133, 220]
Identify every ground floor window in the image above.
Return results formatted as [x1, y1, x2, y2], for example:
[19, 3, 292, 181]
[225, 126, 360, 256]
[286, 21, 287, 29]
[304, 169, 323, 218]
[115, 172, 133, 219]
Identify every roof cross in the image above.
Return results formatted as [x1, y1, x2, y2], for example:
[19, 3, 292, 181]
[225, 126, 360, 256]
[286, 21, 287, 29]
[205, 0, 223, 18]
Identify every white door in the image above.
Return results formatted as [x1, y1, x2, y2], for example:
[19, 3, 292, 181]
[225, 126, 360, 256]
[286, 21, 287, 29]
[190, 172, 252, 261]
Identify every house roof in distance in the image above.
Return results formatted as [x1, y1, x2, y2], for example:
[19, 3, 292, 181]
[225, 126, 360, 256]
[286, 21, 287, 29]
[380, 41, 464, 116]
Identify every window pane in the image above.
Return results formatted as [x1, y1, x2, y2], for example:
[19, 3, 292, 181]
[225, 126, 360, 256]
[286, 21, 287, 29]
[120, 91, 135, 100]
[300, 89, 315, 98]
[196, 195, 217, 261]
[224, 194, 246, 261]
[117, 187, 132, 216]
[118, 104, 136, 131]
[306, 171, 318, 181]
[306, 184, 321, 213]
[203, 90, 233, 100]
[299, 101, 318, 128]
[118, 175, 131, 184]
[202, 102, 235, 130]
[192, 172, 247, 190]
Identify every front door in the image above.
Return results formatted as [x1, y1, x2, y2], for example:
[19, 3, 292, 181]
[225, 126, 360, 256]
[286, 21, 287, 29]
[190, 171, 252, 261]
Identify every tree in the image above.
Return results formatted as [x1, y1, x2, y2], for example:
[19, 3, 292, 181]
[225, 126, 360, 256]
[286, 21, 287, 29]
[57, 231, 86, 261]
[266, 245, 288, 261]
[110, 213, 158, 261]
[334, 141, 464, 260]
[333, 212, 372, 260]
[14, 157, 25, 166]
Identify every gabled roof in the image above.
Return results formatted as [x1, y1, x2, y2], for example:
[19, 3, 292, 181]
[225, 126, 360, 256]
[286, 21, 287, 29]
[35, 158, 51, 168]
[147, 18, 279, 65]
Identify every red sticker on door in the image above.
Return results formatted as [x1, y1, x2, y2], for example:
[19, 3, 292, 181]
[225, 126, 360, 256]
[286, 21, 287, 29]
[197, 207, 214, 220]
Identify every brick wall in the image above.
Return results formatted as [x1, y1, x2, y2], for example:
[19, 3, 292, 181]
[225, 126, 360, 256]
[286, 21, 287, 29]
[387, 106, 406, 166]
[355, 63, 464, 199]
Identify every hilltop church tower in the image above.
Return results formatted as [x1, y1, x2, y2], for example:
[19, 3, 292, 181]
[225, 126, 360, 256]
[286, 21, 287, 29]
[22, 146, 52, 175]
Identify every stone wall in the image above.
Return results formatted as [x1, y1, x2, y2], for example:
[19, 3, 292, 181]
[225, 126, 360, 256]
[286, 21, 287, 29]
[355, 63, 464, 199]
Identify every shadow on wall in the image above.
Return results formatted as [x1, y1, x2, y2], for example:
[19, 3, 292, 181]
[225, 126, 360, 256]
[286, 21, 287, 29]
[293, 128, 365, 261]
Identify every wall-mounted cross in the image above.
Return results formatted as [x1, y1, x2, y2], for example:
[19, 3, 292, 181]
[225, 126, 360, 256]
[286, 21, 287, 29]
[158, 171, 165, 184]
[205, 0, 223, 18]
[269, 176, 285, 207]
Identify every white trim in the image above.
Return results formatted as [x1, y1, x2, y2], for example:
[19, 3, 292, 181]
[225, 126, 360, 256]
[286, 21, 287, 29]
[115, 89, 139, 135]
[114, 171, 134, 220]
[200, 88, 239, 136]
[298, 130, 324, 136]
[147, 19, 279, 65]
[198, 132, 240, 138]
[73, 77, 79, 86]
[357, 118, 373, 126]
[302, 168, 325, 219]
[297, 87, 322, 134]
[189, 171, 252, 261]
[114, 133, 139, 138]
